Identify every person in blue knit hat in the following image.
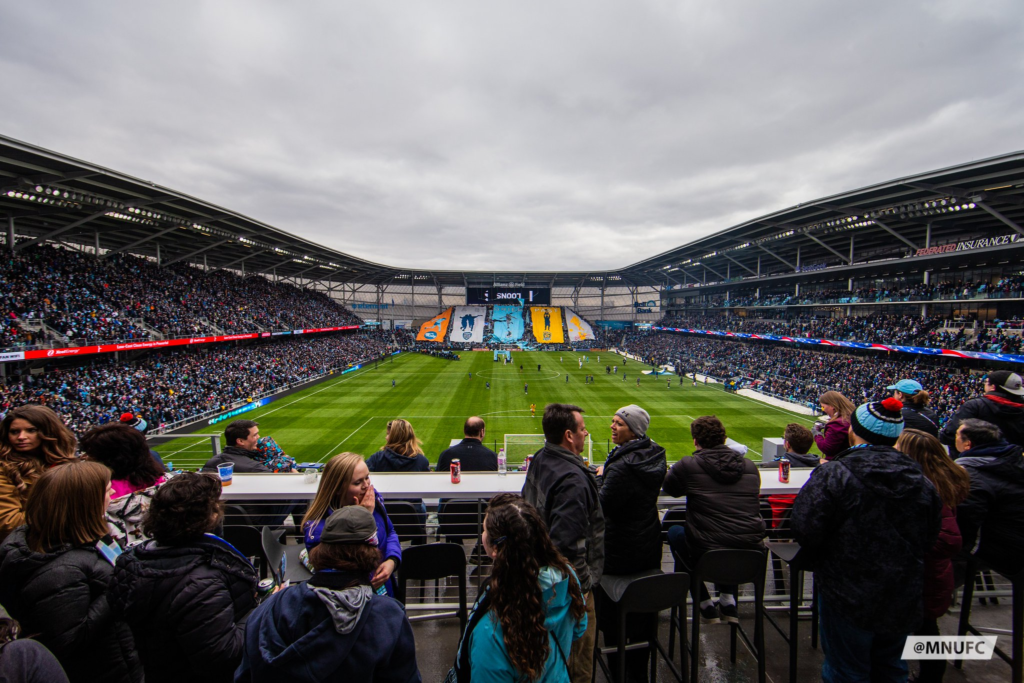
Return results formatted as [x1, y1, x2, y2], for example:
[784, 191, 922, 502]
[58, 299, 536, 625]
[791, 397, 942, 683]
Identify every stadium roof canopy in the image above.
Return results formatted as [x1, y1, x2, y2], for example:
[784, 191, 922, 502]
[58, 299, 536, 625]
[1, 133, 1023, 290]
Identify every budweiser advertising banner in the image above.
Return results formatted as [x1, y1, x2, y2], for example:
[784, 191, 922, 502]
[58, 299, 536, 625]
[1, 326, 361, 363]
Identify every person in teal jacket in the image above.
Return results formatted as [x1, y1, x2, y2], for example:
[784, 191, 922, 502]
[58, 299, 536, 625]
[449, 493, 587, 683]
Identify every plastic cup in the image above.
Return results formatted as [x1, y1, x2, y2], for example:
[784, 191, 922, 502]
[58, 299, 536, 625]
[218, 462, 234, 486]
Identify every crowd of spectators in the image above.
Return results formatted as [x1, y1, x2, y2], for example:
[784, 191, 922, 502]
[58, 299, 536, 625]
[0, 331, 399, 434]
[623, 331, 985, 424]
[657, 312, 1024, 353]
[1, 245, 362, 348]
[694, 274, 1024, 309]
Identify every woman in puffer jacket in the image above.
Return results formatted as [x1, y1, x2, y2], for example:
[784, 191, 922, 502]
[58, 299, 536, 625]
[896, 430, 970, 683]
[0, 461, 142, 683]
[109, 472, 258, 683]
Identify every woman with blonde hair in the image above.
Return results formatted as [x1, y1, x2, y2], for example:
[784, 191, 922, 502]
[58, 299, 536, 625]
[0, 460, 142, 683]
[0, 405, 78, 540]
[813, 391, 856, 461]
[895, 429, 970, 683]
[366, 419, 430, 473]
[302, 453, 403, 596]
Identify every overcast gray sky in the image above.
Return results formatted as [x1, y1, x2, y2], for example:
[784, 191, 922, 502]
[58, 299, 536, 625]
[2, 1, 1023, 271]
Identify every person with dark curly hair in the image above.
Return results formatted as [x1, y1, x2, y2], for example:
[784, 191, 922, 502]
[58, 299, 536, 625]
[663, 416, 764, 625]
[108, 472, 258, 683]
[237, 505, 420, 683]
[450, 493, 587, 683]
[0, 405, 77, 541]
[80, 423, 170, 547]
[0, 460, 142, 683]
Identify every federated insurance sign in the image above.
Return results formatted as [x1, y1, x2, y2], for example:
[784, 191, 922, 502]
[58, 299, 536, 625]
[902, 636, 998, 660]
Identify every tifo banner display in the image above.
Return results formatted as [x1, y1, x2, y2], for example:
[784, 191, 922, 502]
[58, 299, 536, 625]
[490, 305, 525, 343]
[531, 307, 564, 344]
[450, 306, 487, 343]
[416, 308, 452, 342]
[563, 308, 595, 342]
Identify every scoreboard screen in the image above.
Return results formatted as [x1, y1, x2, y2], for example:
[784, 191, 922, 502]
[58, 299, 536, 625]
[466, 287, 551, 305]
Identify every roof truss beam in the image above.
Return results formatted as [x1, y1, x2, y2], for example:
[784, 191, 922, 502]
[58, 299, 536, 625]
[101, 225, 181, 258]
[722, 252, 758, 276]
[976, 202, 1024, 236]
[161, 239, 231, 267]
[804, 233, 852, 263]
[14, 210, 109, 252]
[757, 244, 796, 270]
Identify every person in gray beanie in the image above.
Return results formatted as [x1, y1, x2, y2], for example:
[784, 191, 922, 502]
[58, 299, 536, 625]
[598, 405, 666, 575]
[596, 405, 666, 682]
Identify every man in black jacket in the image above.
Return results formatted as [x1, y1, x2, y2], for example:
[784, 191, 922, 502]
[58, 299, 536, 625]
[792, 397, 941, 682]
[954, 418, 1024, 574]
[663, 416, 763, 624]
[437, 417, 498, 472]
[202, 420, 271, 473]
[522, 403, 604, 683]
[939, 370, 1024, 454]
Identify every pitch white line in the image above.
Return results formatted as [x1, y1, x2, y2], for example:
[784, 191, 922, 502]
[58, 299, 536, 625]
[320, 416, 375, 461]
[256, 359, 399, 419]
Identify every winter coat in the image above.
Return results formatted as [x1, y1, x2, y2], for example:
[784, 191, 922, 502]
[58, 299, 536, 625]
[662, 444, 765, 552]
[956, 440, 1024, 574]
[923, 505, 962, 620]
[813, 418, 851, 461]
[106, 474, 174, 548]
[940, 392, 1024, 455]
[901, 405, 940, 438]
[303, 490, 403, 597]
[791, 444, 942, 633]
[437, 439, 498, 473]
[773, 451, 820, 468]
[108, 533, 258, 683]
[366, 448, 431, 473]
[203, 446, 273, 474]
[0, 527, 142, 683]
[522, 443, 605, 592]
[598, 437, 667, 575]
[235, 570, 420, 683]
[458, 567, 587, 683]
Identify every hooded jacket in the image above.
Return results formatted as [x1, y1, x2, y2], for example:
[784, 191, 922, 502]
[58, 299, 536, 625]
[662, 443, 765, 551]
[366, 448, 431, 473]
[235, 571, 420, 683]
[940, 392, 1024, 454]
[108, 534, 258, 683]
[0, 527, 142, 683]
[463, 567, 587, 683]
[791, 444, 942, 633]
[956, 439, 1024, 573]
[901, 404, 940, 438]
[522, 443, 605, 592]
[202, 446, 273, 474]
[598, 436, 667, 575]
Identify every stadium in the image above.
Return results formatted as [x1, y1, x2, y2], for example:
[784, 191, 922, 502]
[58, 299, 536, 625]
[1, 132, 1022, 681]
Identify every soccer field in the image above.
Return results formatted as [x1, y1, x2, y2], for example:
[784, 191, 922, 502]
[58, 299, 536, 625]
[154, 351, 819, 471]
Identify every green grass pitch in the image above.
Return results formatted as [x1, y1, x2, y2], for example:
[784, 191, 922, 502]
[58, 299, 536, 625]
[153, 351, 820, 471]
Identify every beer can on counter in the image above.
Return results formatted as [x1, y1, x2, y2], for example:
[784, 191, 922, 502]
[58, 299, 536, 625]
[451, 459, 462, 484]
[778, 456, 791, 484]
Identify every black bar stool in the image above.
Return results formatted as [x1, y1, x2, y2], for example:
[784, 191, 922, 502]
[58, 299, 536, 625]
[594, 571, 690, 683]
[396, 542, 468, 630]
[686, 549, 767, 683]
[763, 541, 818, 683]
[955, 555, 1024, 683]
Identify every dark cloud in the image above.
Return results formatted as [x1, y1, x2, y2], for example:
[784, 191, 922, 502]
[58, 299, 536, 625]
[1, 1, 1022, 271]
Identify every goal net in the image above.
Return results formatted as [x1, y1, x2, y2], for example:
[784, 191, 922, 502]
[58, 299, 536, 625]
[504, 434, 594, 466]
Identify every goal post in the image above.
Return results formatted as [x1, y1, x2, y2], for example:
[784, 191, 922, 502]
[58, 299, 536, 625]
[503, 434, 594, 466]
